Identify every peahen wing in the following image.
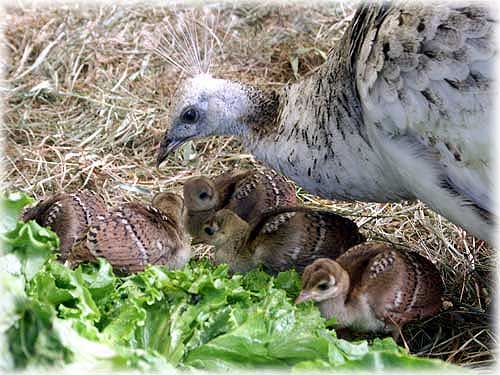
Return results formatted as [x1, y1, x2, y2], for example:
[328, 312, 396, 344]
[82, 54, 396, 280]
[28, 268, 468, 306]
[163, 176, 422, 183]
[354, 2, 496, 240]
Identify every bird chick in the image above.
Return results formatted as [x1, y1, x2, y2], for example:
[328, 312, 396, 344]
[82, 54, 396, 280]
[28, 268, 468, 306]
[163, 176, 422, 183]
[21, 189, 108, 262]
[151, 191, 185, 224]
[183, 175, 221, 240]
[199, 206, 364, 274]
[183, 169, 252, 214]
[72, 192, 190, 274]
[296, 242, 444, 338]
[183, 168, 297, 241]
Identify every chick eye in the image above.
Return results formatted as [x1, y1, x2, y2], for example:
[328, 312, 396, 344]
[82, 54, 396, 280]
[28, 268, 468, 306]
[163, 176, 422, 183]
[181, 107, 199, 124]
[204, 226, 215, 236]
[317, 283, 329, 291]
[199, 192, 209, 200]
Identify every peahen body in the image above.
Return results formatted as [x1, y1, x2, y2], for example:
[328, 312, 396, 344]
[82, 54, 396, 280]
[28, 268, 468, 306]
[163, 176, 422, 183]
[157, 2, 496, 242]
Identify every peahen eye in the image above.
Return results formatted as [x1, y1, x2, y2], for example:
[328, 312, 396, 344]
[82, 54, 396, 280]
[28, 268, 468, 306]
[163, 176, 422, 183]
[199, 191, 209, 200]
[317, 283, 329, 291]
[181, 107, 199, 124]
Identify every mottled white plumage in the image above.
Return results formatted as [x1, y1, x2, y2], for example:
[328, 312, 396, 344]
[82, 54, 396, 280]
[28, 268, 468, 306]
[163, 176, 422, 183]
[355, 2, 495, 241]
[158, 1, 497, 242]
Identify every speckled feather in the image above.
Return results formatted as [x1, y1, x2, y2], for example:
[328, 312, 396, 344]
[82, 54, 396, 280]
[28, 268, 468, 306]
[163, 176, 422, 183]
[201, 206, 365, 274]
[300, 242, 443, 334]
[75, 194, 190, 274]
[161, 1, 496, 242]
[183, 168, 297, 240]
[254, 208, 366, 274]
[226, 169, 297, 221]
[339, 242, 444, 326]
[22, 190, 107, 262]
[352, 1, 496, 240]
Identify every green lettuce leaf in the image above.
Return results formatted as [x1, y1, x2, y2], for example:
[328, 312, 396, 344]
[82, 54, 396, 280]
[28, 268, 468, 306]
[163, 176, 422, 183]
[1, 220, 59, 280]
[1, 192, 458, 372]
[0, 191, 34, 234]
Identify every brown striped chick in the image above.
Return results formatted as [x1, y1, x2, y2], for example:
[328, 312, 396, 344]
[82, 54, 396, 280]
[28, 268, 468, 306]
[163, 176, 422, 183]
[22, 189, 108, 262]
[182, 175, 228, 241]
[198, 207, 364, 274]
[183, 168, 297, 242]
[72, 192, 190, 274]
[296, 242, 444, 338]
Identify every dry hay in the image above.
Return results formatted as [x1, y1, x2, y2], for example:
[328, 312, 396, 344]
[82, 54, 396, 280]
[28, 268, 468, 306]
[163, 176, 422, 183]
[1, 2, 495, 369]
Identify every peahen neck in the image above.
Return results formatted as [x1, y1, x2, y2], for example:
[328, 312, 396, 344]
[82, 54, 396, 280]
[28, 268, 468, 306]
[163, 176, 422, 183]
[233, 32, 408, 202]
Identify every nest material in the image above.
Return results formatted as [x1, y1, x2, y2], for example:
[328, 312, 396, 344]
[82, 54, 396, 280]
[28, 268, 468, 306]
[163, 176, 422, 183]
[2, 2, 495, 367]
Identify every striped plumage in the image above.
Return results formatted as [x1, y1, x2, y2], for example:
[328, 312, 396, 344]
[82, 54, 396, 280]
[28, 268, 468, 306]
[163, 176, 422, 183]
[183, 168, 297, 241]
[198, 206, 365, 274]
[296, 242, 444, 337]
[72, 192, 190, 274]
[22, 190, 107, 262]
[158, 1, 496, 242]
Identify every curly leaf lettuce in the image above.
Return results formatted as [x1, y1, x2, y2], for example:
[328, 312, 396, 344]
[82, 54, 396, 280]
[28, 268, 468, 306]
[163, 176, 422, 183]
[0, 191, 34, 234]
[0, 192, 458, 372]
[0, 193, 172, 371]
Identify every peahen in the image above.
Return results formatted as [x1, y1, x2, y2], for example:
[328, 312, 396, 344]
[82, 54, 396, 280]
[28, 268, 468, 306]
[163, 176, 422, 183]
[156, 2, 496, 242]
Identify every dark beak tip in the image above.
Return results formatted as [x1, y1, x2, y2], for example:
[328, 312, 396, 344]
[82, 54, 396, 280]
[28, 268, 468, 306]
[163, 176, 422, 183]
[156, 134, 192, 168]
[156, 154, 166, 169]
[156, 136, 173, 168]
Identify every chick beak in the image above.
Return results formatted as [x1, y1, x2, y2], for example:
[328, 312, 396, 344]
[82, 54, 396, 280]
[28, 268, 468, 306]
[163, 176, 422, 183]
[295, 291, 313, 304]
[156, 135, 187, 168]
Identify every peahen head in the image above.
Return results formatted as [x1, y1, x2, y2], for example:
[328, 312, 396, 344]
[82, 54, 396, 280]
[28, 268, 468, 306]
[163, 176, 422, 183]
[156, 74, 279, 167]
[157, 74, 247, 166]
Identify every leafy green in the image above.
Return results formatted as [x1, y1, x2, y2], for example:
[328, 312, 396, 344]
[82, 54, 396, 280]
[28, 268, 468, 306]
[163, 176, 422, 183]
[0, 254, 25, 369]
[0, 192, 458, 372]
[2, 221, 59, 281]
[0, 191, 34, 234]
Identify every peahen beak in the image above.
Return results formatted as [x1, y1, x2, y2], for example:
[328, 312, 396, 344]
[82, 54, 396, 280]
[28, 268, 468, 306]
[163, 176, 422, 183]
[156, 134, 190, 168]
